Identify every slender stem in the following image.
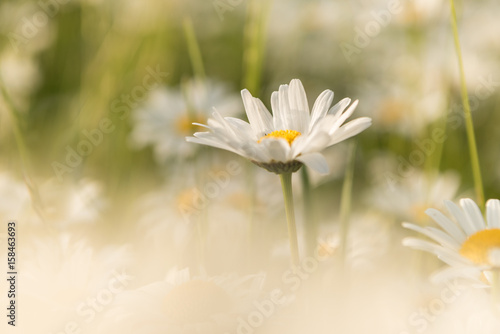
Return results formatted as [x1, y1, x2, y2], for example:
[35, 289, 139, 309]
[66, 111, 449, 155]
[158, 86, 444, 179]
[301, 167, 317, 257]
[183, 17, 206, 81]
[246, 163, 257, 262]
[0, 81, 46, 223]
[449, 0, 484, 208]
[279, 172, 300, 268]
[339, 141, 357, 263]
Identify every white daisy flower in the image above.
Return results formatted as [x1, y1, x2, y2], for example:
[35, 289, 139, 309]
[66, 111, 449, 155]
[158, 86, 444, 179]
[97, 268, 265, 334]
[403, 198, 500, 285]
[186, 79, 371, 174]
[129, 79, 240, 163]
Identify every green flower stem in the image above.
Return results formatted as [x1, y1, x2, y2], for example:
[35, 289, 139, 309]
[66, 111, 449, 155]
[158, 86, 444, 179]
[280, 172, 300, 268]
[339, 141, 357, 263]
[449, 0, 485, 208]
[183, 17, 206, 81]
[246, 164, 257, 259]
[301, 167, 317, 257]
[0, 81, 46, 223]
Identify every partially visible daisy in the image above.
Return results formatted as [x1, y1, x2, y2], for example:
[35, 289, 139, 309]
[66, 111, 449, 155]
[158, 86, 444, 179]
[186, 79, 371, 175]
[403, 198, 500, 286]
[130, 79, 240, 163]
[97, 268, 265, 334]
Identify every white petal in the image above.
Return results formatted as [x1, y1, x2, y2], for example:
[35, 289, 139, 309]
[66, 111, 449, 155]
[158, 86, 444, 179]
[402, 237, 441, 254]
[402, 222, 460, 250]
[445, 200, 476, 236]
[486, 199, 500, 228]
[431, 266, 483, 285]
[291, 131, 330, 156]
[460, 198, 486, 231]
[425, 208, 467, 243]
[271, 91, 284, 130]
[296, 152, 329, 174]
[211, 110, 238, 139]
[186, 136, 242, 156]
[289, 79, 309, 114]
[239, 141, 271, 162]
[224, 117, 256, 140]
[328, 97, 351, 117]
[261, 137, 291, 162]
[403, 238, 468, 266]
[241, 89, 273, 137]
[328, 117, 372, 146]
[309, 90, 334, 131]
[275, 85, 291, 130]
[288, 79, 310, 133]
[328, 100, 359, 133]
[254, 98, 274, 131]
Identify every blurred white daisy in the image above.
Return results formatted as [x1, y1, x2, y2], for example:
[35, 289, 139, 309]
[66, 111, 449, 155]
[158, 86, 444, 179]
[130, 79, 240, 163]
[403, 198, 500, 286]
[0, 171, 31, 221]
[187, 79, 371, 174]
[38, 178, 107, 227]
[317, 212, 392, 271]
[97, 268, 265, 334]
[16, 233, 131, 333]
[369, 169, 461, 223]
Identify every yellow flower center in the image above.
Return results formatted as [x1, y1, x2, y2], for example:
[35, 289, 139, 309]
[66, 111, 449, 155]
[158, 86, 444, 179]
[176, 188, 198, 209]
[258, 130, 302, 146]
[378, 99, 405, 125]
[163, 280, 233, 323]
[459, 228, 500, 265]
[410, 203, 428, 224]
[176, 114, 206, 135]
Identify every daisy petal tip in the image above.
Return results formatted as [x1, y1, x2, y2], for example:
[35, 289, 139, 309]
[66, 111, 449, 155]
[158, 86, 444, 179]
[349, 99, 359, 108]
[424, 208, 435, 216]
[241, 89, 251, 97]
[459, 198, 474, 206]
[401, 222, 413, 229]
[401, 237, 413, 246]
[487, 198, 500, 207]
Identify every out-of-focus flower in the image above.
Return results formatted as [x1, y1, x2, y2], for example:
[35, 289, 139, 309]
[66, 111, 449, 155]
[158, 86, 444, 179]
[317, 212, 392, 271]
[0, 50, 40, 99]
[360, 50, 449, 136]
[187, 79, 371, 174]
[97, 268, 265, 334]
[130, 79, 240, 163]
[369, 169, 461, 224]
[38, 178, 107, 227]
[403, 198, 500, 286]
[17, 233, 131, 333]
[0, 175, 106, 229]
[0, 172, 31, 221]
